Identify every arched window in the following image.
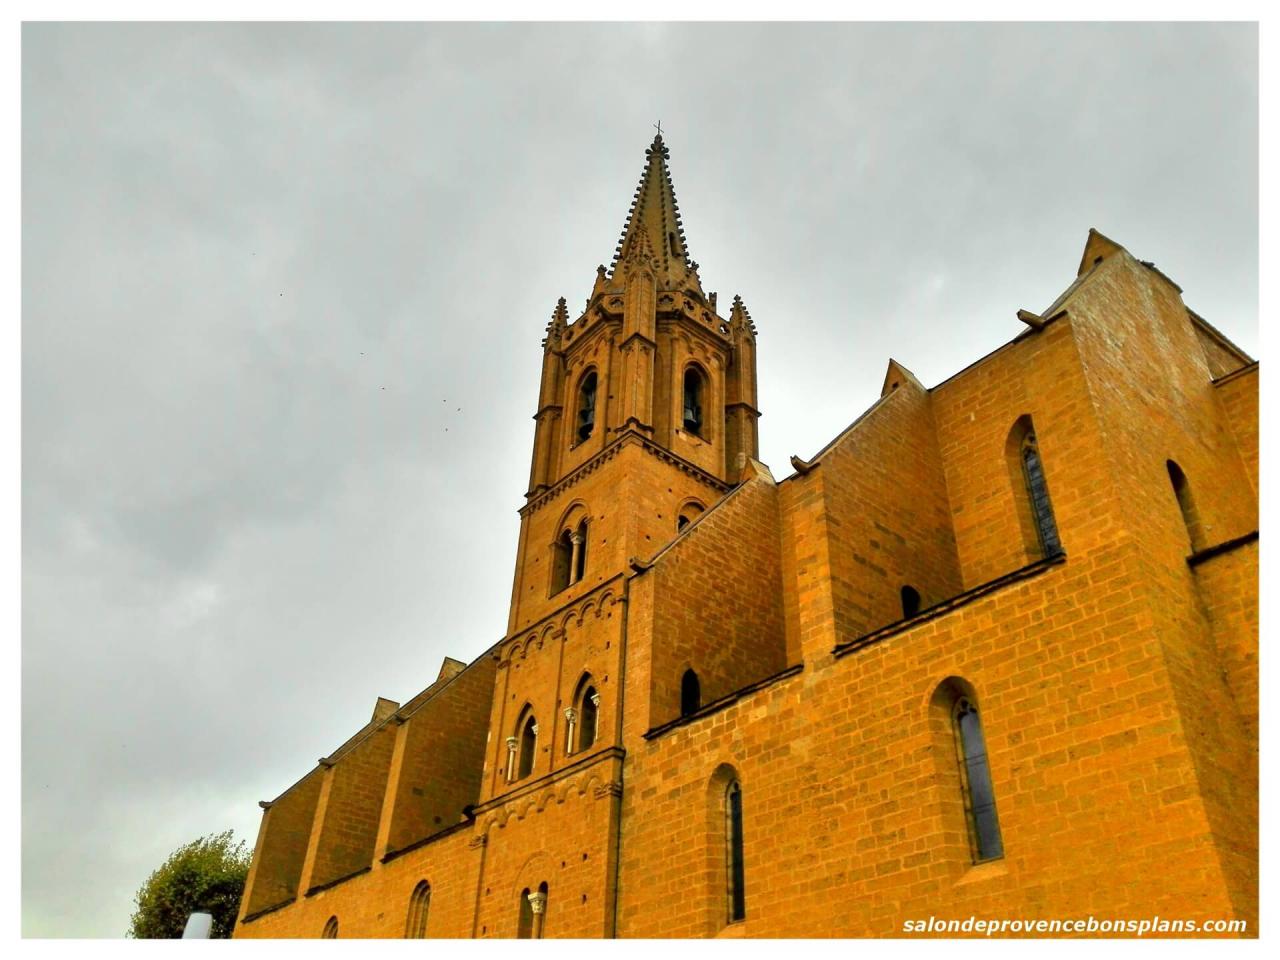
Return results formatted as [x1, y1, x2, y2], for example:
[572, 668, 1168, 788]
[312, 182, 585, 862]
[1006, 416, 1061, 558]
[1020, 434, 1061, 556]
[953, 697, 1003, 862]
[579, 684, 599, 752]
[550, 517, 588, 595]
[681, 669, 701, 717]
[405, 881, 431, 938]
[517, 883, 548, 939]
[726, 781, 746, 923]
[551, 529, 573, 594]
[574, 519, 588, 584]
[1167, 460, 1205, 552]
[683, 366, 705, 436]
[517, 713, 538, 780]
[321, 916, 338, 939]
[576, 371, 598, 442]
[517, 887, 533, 939]
[900, 585, 921, 618]
[566, 675, 600, 755]
[677, 500, 705, 532]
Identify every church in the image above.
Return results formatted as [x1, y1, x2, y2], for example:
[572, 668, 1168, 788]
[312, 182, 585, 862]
[233, 134, 1258, 938]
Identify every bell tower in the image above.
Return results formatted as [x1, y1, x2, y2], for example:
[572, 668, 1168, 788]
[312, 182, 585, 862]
[507, 133, 760, 634]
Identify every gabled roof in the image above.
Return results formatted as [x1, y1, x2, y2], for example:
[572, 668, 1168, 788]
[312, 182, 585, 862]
[1076, 227, 1125, 277]
[880, 358, 923, 397]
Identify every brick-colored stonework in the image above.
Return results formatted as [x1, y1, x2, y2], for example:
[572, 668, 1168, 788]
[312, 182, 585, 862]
[234, 135, 1258, 939]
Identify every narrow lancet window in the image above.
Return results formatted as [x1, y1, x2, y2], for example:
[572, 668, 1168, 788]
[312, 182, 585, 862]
[1020, 433, 1061, 556]
[517, 714, 538, 780]
[322, 916, 338, 939]
[517, 888, 533, 939]
[577, 371, 597, 442]
[551, 529, 573, 594]
[681, 669, 701, 717]
[683, 367, 704, 435]
[405, 881, 431, 938]
[901, 585, 921, 618]
[579, 686, 599, 751]
[1167, 460, 1205, 552]
[954, 697, 1003, 862]
[726, 781, 746, 923]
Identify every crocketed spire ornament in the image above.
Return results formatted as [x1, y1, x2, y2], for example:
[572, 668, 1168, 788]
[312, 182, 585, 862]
[606, 132, 704, 297]
[543, 297, 568, 349]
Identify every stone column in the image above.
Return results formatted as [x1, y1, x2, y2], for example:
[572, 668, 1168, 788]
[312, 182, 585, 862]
[528, 889, 547, 939]
[569, 530, 584, 584]
[505, 736, 518, 782]
[563, 707, 577, 755]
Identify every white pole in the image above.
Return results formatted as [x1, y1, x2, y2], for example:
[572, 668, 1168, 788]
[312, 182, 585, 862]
[181, 911, 213, 939]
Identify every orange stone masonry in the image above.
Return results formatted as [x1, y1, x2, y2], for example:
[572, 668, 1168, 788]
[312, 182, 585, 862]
[234, 136, 1258, 939]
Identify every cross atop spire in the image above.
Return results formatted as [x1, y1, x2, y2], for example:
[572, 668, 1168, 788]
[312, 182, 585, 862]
[607, 132, 703, 296]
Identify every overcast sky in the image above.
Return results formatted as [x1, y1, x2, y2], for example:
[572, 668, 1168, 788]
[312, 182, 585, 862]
[22, 22, 1257, 937]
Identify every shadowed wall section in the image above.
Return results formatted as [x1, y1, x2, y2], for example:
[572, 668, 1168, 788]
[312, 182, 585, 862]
[644, 461, 788, 729]
[386, 655, 497, 854]
[309, 724, 397, 890]
[244, 768, 324, 915]
[816, 370, 963, 641]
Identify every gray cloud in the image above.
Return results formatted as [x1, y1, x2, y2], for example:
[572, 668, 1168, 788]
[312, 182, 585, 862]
[22, 22, 1256, 936]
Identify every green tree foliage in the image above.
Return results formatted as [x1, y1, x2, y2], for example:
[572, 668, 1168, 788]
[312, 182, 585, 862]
[128, 830, 251, 938]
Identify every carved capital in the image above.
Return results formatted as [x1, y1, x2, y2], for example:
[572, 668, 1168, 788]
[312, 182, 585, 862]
[564, 707, 577, 723]
[505, 736, 519, 753]
[468, 834, 488, 849]
[528, 890, 547, 915]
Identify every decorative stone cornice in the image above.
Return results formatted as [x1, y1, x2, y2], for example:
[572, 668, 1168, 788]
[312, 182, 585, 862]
[593, 781, 623, 800]
[521, 429, 728, 517]
[500, 583, 624, 665]
[472, 745, 626, 818]
[832, 551, 1068, 659]
[657, 309, 732, 349]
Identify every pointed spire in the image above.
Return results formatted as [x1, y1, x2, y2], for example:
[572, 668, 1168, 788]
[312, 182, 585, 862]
[543, 296, 568, 349]
[608, 133, 703, 295]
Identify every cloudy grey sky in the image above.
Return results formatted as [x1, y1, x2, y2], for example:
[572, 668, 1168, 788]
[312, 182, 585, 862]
[22, 22, 1256, 937]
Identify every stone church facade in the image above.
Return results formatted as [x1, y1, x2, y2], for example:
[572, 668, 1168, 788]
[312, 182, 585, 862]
[233, 135, 1258, 939]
